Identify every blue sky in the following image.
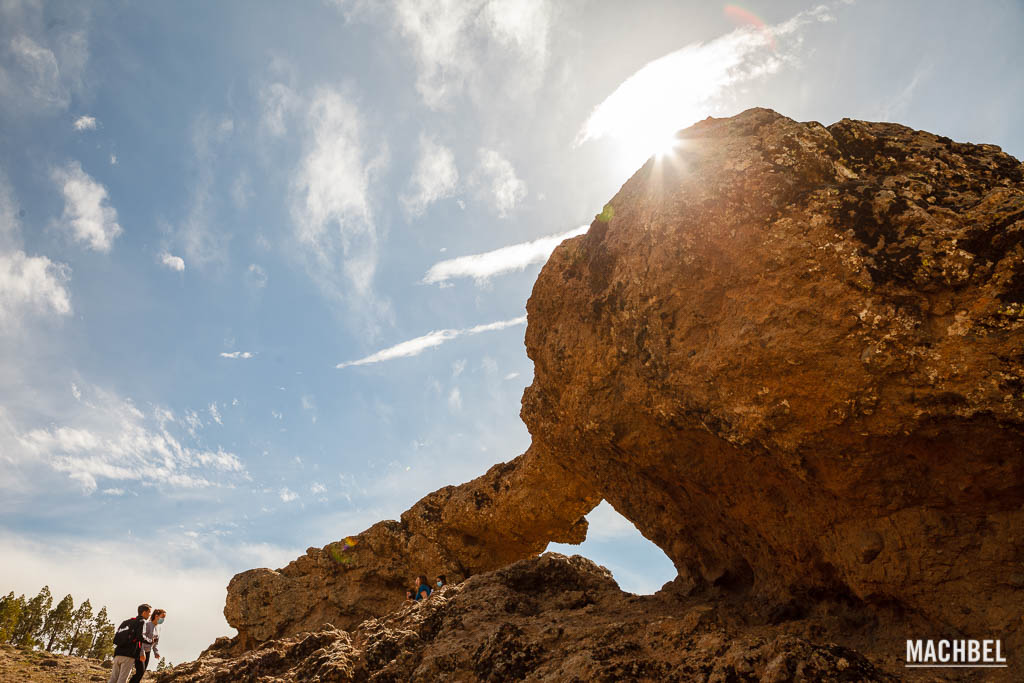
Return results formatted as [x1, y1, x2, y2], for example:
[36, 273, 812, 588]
[1, 0, 1022, 664]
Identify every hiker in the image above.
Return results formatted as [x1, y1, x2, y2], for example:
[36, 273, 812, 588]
[435, 575, 446, 589]
[109, 604, 153, 683]
[129, 608, 165, 683]
[414, 575, 432, 601]
[405, 588, 416, 603]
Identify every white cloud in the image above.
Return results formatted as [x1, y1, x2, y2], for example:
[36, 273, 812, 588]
[271, 410, 282, 420]
[72, 115, 96, 130]
[11, 385, 245, 494]
[447, 387, 462, 411]
[246, 263, 267, 288]
[100, 487, 124, 496]
[424, 224, 587, 285]
[503, 372, 519, 380]
[0, 172, 72, 324]
[577, 4, 837, 171]
[452, 359, 466, 377]
[70, 383, 81, 400]
[279, 487, 297, 503]
[291, 88, 389, 323]
[183, 409, 203, 438]
[477, 148, 526, 217]
[4, 35, 67, 111]
[231, 171, 252, 209]
[402, 134, 458, 216]
[208, 402, 222, 425]
[336, 315, 526, 368]
[260, 81, 300, 137]
[220, 351, 255, 359]
[51, 161, 122, 252]
[109, 154, 117, 165]
[390, 0, 553, 109]
[160, 251, 185, 271]
[0, 249, 72, 323]
[310, 482, 326, 495]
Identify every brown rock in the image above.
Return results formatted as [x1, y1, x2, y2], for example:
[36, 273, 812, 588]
[523, 107, 1024, 659]
[223, 444, 598, 647]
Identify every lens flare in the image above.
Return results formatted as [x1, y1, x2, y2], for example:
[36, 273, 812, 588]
[724, 5, 776, 50]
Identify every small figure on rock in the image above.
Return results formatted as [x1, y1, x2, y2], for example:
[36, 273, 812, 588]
[414, 575, 432, 601]
[435, 575, 446, 589]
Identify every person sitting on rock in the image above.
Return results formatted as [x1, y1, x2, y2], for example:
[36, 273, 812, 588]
[434, 575, 446, 590]
[414, 575, 432, 601]
[405, 588, 416, 603]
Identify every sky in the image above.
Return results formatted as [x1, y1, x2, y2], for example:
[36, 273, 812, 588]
[1, 0, 1022, 665]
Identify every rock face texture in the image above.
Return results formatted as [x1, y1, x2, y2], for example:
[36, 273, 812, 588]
[219, 108, 1024, 675]
[523, 107, 1024, 655]
[161, 554, 897, 682]
[225, 445, 598, 648]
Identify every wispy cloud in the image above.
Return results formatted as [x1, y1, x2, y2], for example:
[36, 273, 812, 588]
[402, 134, 458, 216]
[208, 402, 222, 425]
[279, 487, 297, 503]
[246, 263, 267, 288]
[291, 87, 391, 329]
[12, 385, 246, 494]
[447, 386, 462, 411]
[336, 315, 526, 369]
[160, 251, 185, 271]
[477, 148, 526, 217]
[51, 161, 122, 252]
[72, 115, 96, 131]
[177, 116, 235, 268]
[577, 4, 838, 169]
[388, 0, 553, 109]
[423, 225, 587, 285]
[220, 351, 255, 359]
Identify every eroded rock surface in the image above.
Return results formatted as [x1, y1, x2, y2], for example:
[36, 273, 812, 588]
[219, 108, 1024, 674]
[523, 108, 1024, 656]
[224, 444, 598, 648]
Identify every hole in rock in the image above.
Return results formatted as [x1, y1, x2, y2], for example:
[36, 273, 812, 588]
[545, 500, 676, 595]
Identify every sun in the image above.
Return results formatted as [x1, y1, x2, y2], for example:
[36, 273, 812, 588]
[653, 134, 681, 159]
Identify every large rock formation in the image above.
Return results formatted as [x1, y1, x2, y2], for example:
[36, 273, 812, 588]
[523, 107, 1024, 651]
[219, 108, 1024, 673]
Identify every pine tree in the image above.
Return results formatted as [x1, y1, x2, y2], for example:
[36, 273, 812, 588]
[11, 586, 51, 648]
[42, 593, 74, 651]
[87, 606, 115, 661]
[66, 599, 93, 655]
[0, 592, 25, 643]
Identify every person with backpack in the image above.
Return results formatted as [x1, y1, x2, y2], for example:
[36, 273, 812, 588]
[109, 604, 153, 683]
[129, 608, 165, 683]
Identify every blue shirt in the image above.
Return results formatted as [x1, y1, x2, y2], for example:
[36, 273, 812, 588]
[415, 584, 432, 600]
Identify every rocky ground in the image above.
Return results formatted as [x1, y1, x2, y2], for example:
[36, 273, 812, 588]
[153, 552, 1006, 682]
[0, 643, 110, 682]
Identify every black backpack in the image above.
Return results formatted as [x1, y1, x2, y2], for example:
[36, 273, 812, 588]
[113, 618, 137, 646]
